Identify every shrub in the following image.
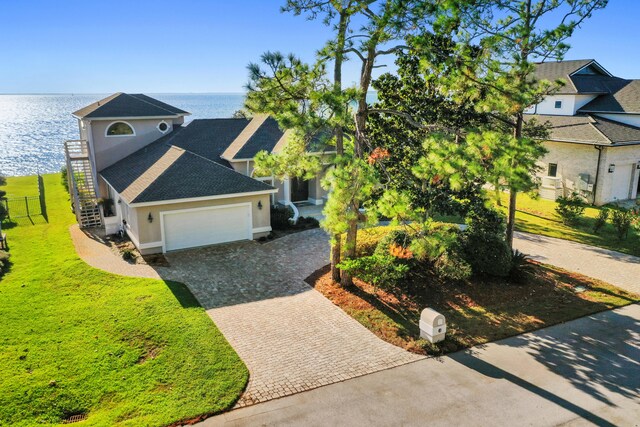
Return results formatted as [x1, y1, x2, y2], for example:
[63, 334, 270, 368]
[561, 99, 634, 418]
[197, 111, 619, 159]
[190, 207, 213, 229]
[353, 226, 401, 257]
[433, 251, 472, 281]
[295, 216, 320, 229]
[509, 250, 534, 283]
[338, 254, 409, 291]
[458, 230, 512, 277]
[0, 250, 10, 278]
[271, 205, 293, 230]
[592, 208, 609, 234]
[374, 228, 415, 257]
[555, 193, 586, 225]
[60, 166, 69, 193]
[611, 208, 633, 240]
[0, 175, 5, 186]
[121, 249, 136, 262]
[0, 200, 7, 222]
[457, 207, 511, 277]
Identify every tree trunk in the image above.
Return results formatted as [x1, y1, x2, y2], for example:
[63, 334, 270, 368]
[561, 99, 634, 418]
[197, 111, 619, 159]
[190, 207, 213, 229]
[505, 188, 517, 250]
[340, 215, 359, 287]
[330, 9, 349, 283]
[506, 112, 524, 249]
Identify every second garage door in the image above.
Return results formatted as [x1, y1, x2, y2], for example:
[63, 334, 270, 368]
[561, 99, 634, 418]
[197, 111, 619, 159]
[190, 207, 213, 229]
[162, 204, 252, 252]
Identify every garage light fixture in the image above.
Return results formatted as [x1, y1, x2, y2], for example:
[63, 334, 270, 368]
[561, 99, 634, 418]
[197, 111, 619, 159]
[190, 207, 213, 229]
[608, 164, 615, 173]
[258, 201, 263, 210]
[147, 213, 153, 223]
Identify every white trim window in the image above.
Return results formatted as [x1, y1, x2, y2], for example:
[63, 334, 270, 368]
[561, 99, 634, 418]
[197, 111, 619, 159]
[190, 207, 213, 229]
[105, 121, 135, 137]
[157, 120, 170, 134]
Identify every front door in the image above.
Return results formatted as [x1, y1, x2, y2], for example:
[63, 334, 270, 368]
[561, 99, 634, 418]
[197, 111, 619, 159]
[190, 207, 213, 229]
[291, 177, 309, 202]
[611, 164, 633, 201]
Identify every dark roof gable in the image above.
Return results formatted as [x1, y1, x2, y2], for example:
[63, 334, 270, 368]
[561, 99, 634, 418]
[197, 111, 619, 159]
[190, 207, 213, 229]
[73, 93, 189, 119]
[100, 129, 273, 204]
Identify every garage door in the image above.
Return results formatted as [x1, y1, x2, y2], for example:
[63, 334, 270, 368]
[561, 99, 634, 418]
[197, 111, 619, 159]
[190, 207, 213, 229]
[611, 164, 633, 201]
[162, 204, 252, 252]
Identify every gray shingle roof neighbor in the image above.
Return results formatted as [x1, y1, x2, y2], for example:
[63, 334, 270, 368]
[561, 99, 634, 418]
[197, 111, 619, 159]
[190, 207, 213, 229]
[100, 128, 274, 204]
[526, 114, 640, 145]
[73, 93, 189, 119]
[579, 80, 640, 113]
[533, 59, 622, 94]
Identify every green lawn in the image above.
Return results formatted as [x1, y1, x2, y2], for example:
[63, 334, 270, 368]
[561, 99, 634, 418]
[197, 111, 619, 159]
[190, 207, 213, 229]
[435, 193, 640, 257]
[0, 175, 248, 426]
[500, 193, 640, 257]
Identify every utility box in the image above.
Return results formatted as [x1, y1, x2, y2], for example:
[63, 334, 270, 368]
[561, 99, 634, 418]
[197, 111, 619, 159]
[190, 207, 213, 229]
[419, 308, 446, 343]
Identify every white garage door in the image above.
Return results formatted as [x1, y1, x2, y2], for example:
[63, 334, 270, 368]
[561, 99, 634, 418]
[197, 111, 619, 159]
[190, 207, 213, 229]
[611, 164, 633, 201]
[162, 204, 252, 252]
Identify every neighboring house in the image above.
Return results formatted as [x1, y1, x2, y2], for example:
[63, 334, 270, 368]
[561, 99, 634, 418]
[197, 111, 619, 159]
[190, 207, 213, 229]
[525, 59, 640, 205]
[64, 93, 331, 254]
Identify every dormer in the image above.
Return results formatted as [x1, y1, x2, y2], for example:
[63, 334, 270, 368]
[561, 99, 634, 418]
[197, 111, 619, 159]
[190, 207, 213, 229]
[72, 93, 190, 171]
[525, 60, 618, 116]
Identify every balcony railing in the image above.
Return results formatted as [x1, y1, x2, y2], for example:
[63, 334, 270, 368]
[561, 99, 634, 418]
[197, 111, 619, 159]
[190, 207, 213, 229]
[64, 139, 89, 159]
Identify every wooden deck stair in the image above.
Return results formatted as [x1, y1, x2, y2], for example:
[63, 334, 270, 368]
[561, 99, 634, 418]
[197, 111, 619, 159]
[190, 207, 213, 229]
[64, 140, 103, 228]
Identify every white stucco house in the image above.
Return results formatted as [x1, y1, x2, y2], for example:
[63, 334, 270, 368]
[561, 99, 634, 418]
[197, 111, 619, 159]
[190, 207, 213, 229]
[64, 93, 331, 254]
[526, 59, 640, 205]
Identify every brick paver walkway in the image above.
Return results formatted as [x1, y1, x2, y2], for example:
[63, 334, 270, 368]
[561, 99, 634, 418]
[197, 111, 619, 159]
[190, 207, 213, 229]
[159, 228, 422, 407]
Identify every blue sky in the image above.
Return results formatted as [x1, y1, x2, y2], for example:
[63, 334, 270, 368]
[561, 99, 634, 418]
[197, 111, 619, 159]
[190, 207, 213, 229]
[1, 0, 638, 93]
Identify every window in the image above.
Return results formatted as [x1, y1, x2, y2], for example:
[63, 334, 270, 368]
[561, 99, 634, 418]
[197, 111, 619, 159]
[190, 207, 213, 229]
[554, 100, 562, 109]
[548, 163, 558, 177]
[106, 121, 134, 136]
[157, 121, 169, 133]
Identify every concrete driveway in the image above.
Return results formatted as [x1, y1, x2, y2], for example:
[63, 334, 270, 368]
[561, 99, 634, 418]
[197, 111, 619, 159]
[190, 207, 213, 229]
[160, 228, 421, 407]
[203, 303, 640, 426]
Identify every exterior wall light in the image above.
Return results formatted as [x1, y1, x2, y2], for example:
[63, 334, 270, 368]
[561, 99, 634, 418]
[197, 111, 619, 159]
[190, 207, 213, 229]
[147, 213, 153, 223]
[258, 201, 263, 210]
[608, 164, 615, 173]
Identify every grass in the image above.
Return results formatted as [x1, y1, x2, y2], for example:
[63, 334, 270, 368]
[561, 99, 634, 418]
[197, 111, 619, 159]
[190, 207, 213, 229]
[311, 262, 638, 356]
[434, 192, 640, 257]
[0, 174, 248, 426]
[499, 192, 640, 256]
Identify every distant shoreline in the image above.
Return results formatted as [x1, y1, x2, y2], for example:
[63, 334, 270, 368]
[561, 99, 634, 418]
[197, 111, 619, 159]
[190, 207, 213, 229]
[0, 92, 248, 96]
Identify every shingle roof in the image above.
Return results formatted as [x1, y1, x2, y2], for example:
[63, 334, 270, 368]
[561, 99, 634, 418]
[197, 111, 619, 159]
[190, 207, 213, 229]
[73, 93, 189, 119]
[168, 118, 250, 167]
[578, 80, 640, 113]
[526, 114, 640, 145]
[534, 59, 593, 87]
[100, 129, 274, 204]
[533, 59, 621, 94]
[234, 117, 285, 159]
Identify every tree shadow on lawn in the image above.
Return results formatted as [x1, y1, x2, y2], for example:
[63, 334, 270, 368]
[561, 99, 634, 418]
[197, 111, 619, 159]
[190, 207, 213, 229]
[450, 306, 640, 424]
[162, 280, 203, 309]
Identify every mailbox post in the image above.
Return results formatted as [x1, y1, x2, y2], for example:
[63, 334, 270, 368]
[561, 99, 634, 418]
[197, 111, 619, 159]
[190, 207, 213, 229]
[419, 308, 446, 343]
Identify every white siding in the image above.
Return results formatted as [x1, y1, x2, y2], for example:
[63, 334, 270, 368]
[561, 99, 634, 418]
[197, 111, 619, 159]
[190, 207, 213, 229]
[528, 94, 597, 116]
[595, 113, 640, 128]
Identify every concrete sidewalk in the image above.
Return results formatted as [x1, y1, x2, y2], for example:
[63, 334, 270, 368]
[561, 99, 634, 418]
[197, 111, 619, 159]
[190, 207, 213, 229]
[202, 304, 640, 426]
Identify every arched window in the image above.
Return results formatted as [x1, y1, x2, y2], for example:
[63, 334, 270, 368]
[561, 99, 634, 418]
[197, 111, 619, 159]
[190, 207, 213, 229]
[106, 121, 135, 136]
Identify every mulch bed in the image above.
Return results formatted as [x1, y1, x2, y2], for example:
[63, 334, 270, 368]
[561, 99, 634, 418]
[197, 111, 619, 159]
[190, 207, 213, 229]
[307, 262, 639, 356]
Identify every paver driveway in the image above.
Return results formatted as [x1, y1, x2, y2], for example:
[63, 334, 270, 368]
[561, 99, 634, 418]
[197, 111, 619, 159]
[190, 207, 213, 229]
[159, 229, 422, 407]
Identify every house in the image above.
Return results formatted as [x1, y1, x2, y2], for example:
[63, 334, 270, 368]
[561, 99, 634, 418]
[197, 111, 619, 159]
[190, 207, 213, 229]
[64, 93, 331, 254]
[525, 59, 640, 205]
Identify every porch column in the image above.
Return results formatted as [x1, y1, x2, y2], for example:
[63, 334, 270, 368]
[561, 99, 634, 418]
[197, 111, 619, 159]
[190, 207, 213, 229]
[283, 176, 291, 204]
